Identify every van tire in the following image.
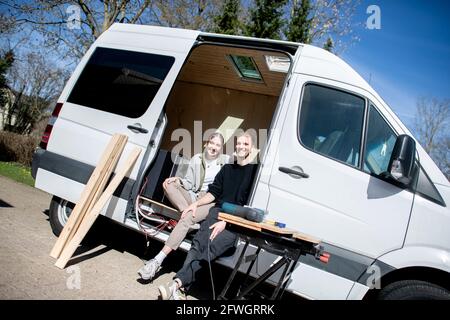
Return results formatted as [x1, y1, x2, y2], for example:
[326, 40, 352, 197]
[49, 196, 75, 236]
[378, 280, 450, 300]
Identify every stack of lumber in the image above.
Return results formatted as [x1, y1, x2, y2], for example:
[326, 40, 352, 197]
[50, 134, 141, 269]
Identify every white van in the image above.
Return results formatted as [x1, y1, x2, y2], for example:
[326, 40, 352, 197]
[32, 23, 450, 300]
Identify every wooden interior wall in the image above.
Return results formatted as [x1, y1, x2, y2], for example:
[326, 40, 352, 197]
[177, 44, 288, 97]
[160, 81, 279, 157]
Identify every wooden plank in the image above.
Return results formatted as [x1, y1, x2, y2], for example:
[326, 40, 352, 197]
[260, 224, 296, 236]
[218, 212, 262, 231]
[49, 134, 128, 259]
[138, 196, 179, 213]
[54, 147, 141, 269]
[50, 134, 127, 259]
[293, 232, 320, 244]
[219, 212, 321, 244]
[219, 212, 262, 231]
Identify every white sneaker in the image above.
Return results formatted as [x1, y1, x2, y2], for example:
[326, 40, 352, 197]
[158, 281, 186, 300]
[137, 259, 161, 280]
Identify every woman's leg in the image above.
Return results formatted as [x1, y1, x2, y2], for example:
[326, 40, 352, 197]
[163, 179, 193, 211]
[165, 202, 214, 251]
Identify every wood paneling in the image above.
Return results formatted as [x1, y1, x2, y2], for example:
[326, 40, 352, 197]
[177, 44, 288, 97]
[160, 81, 278, 156]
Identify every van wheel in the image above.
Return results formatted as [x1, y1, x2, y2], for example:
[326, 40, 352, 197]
[378, 280, 450, 300]
[49, 196, 75, 236]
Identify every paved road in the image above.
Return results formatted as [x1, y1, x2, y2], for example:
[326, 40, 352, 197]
[0, 176, 303, 301]
[0, 175, 208, 300]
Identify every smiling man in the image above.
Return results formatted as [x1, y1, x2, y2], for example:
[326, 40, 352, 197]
[158, 130, 258, 300]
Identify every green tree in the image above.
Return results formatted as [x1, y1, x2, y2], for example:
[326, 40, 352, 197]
[213, 0, 241, 35]
[285, 0, 312, 43]
[323, 37, 334, 52]
[0, 50, 14, 109]
[245, 0, 287, 39]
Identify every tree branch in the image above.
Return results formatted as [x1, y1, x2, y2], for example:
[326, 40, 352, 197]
[130, 0, 151, 23]
[76, 0, 99, 38]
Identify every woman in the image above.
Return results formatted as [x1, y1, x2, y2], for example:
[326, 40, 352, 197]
[138, 132, 229, 281]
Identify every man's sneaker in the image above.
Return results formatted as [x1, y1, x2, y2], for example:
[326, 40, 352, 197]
[137, 259, 161, 280]
[158, 281, 186, 300]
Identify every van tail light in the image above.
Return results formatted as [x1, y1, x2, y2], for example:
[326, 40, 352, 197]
[52, 102, 63, 117]
[39, 102, 63, 150]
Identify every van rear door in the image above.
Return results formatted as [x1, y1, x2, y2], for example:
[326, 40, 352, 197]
[35, 25, 199, 208]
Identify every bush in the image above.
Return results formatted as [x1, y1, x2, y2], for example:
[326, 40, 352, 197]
[0, 131, 39, 166]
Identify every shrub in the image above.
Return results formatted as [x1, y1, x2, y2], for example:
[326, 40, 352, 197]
[0, 130, 39, 166]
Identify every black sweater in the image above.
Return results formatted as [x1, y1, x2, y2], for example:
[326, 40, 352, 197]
[207, 162, 258, 207]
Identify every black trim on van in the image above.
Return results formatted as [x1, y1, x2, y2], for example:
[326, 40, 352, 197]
[197, 35, 299, 55]
[32, 149, 135, 201]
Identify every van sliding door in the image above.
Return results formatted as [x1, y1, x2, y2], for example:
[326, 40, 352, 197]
[36, 26, 199, 221]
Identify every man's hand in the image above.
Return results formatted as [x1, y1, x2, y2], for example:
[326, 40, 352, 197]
[209, 221, 226, 241]
[181, 202, 198, 219]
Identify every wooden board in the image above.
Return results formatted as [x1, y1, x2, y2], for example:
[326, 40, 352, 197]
[138, 196, 179, 213]
[218, 212, 262, 232]
[219, 212, 320, 244]
[54, 147, 141, 269]
[293, 232, 320, 244]
[50, 134, 128, 259]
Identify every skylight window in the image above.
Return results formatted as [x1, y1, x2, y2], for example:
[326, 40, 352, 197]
[229, 55, 262, 81]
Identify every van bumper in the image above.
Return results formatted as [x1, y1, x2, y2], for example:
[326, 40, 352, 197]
[31, 148, 45, 179]
[30, 148, 135, 200]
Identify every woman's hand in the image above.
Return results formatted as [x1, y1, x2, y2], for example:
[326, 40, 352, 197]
[209, 221, 226, 241]
[181, 202, 198, 219]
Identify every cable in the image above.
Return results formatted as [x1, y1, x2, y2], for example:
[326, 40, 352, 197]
[402, 151, 421, 248]
[207, 228, 216, 300]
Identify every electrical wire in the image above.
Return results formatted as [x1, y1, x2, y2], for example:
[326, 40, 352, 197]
[402, 151, 421, 248]
[207, 228, 216, 300]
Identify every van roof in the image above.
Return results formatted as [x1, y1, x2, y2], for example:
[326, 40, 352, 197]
[104, 24, 449, 185]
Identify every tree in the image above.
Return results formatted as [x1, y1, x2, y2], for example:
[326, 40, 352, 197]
[0, 50, 14, 110]
[285, 0, 312, 43]
[213, 0, 241, 35]
[414, 97, 450, 179]
[323, 36, 333, 52]
[4, 52, 68, 134]
[2, 0, 154, 65]
[150, 0, 221, 31]
[245, 0, 287, 40]
[307, 0, 360, 53]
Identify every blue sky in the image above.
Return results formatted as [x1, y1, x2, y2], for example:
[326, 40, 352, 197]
[342, 0, 450, 131]
[1, 0, 448, 133]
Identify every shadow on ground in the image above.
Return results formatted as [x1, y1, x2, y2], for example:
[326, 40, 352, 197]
[67, 215, 304, 301]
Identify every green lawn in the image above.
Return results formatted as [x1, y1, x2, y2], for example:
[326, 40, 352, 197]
[0, 162, 35, 187]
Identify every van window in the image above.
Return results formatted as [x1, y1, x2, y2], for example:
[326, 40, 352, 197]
[363, 104, 396, 175]
[299, 84, 365, 167]
[67, 47, 175, 118]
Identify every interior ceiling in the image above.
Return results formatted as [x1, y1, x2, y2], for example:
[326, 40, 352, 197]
[177, 44, 289, 97]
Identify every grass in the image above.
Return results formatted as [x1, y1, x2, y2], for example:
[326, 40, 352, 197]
[0, 161, 35, 187]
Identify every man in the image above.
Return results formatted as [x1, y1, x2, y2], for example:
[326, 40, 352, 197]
[158, 130, 258, 300]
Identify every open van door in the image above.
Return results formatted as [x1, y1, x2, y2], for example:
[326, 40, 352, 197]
[34, 24, 200, 222]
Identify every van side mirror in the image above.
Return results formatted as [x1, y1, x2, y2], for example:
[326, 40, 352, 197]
[387, 135, 416, 187]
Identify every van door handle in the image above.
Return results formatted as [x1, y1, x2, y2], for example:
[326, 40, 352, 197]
[278, 166, 309, 179]
[127, 123, 148, 134]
